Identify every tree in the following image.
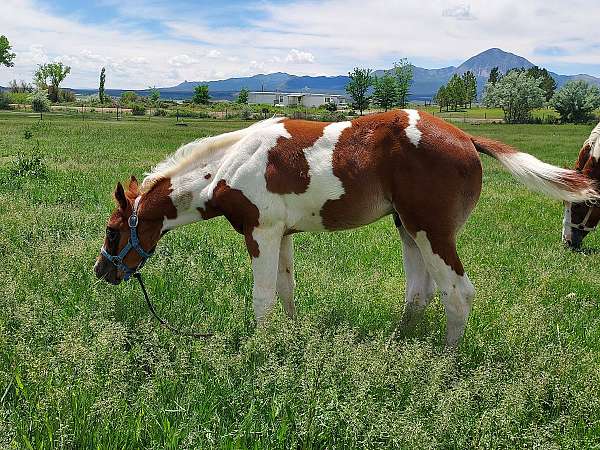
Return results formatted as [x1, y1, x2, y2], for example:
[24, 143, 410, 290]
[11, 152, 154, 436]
[237, 87, 249, 104]
[445, 74, 467, 111]
[346, 67, 373, 115]
[483, 70, 544, 123]
[526, 66, 557, 102]
[8, 79, 33, 93]
[434, 85, 449, 112]
[34, 62, 71, 102]
[0, 35, 15, 68]
[462, 71, 477, 107]
[148, 86, 160, 103]
[372, 72, 397, 111]
[393, 58, 413, 107]
[120, 91, 138, 105]
[488, 67, 500, 85]
[192, 85, 210, 105]
[30, 90, 50, 119]
[99, 67, 106, 103]
[551, 80, 600, 123]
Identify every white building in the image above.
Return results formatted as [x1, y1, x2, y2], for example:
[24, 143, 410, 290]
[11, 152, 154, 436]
[248, 91, 347, 108]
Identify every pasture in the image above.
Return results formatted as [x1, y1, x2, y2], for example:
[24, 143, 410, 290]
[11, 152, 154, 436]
[1, 111, 600, 448]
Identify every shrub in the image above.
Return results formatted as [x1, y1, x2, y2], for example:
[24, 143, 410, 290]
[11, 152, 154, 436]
[58, 89, 76, 103]
[10, 152, 47, 179]
[153, 108, 167, 117]
[551, 80, 600, 123]
[131, 103, 146, 116]
[0, 92, 10, 109]
[120, 91, 138, 105]
[8, 92, 29, 104]
[241, 107, 253, 120]
[167, 108, 210, 119]
[30, 91, 50, 113]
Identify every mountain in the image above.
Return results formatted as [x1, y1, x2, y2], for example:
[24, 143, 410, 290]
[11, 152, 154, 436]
[73, 48, 600, 101]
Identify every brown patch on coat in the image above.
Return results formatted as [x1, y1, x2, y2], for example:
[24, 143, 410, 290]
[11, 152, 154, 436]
[265, 119, 327, 194]
[204, 173, 211, 179]
[198, 179, 261, 257]
[320, 110, 481, 275]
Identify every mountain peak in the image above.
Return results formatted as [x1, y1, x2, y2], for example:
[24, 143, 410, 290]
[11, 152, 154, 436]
[456, 48, 534, 78]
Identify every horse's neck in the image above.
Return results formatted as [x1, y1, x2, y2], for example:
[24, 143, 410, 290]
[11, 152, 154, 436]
[153, 157, 227, 230]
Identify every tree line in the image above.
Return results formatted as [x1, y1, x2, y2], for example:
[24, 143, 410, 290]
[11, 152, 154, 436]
[345, 59, 414, 115]
[434, 71, 477, 111]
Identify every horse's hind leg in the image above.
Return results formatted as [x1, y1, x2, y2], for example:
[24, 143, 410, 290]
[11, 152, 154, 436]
[409, 230, 475, 347]
[393, 214, 436, 327]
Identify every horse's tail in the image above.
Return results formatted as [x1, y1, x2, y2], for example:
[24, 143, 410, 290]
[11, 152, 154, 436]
[470, 135, 598, 203]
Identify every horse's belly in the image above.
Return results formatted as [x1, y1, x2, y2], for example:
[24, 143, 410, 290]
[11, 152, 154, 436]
[284, 189, 393, 232]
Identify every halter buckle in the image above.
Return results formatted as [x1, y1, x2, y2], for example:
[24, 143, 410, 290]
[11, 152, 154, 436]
[128, 214, 138, 228]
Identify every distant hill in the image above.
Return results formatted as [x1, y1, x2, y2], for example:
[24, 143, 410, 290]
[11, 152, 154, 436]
[71, 48, 600, 101]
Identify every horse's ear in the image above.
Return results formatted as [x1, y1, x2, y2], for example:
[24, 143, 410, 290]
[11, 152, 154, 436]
[127, 175, 139, 197]
[114, 182, 128, 210]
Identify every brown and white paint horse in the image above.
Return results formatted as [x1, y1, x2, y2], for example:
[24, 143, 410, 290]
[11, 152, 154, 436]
[563, 122, 600, 248]
[95, 110, 598, 346]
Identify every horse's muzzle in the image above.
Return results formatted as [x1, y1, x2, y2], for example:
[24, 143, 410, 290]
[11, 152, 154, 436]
[94, 258, 122, 285]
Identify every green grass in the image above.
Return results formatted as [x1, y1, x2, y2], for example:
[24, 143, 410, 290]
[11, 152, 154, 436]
[416, 105, 563, 121]
[1, 112, 600, 448]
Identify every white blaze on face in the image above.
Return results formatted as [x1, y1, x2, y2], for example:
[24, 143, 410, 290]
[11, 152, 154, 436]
[403, 109, 422, 147]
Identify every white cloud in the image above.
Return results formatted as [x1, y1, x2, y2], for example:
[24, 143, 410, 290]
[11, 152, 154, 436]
[2, 0, 600, 88]
[285, 49, 315, 64]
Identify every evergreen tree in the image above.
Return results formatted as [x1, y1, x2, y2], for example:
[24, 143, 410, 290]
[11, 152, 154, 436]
[462, 71, 477, 107]
[488, 67, 500, 84]
[99, 67, 106, 103]
[526, 66, 557, 102]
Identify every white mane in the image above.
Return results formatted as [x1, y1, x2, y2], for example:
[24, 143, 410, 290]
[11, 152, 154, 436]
[588, 121, 600, 159]
[141, 117, 282, 192]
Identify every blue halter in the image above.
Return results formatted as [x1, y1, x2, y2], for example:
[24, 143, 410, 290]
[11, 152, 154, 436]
[100, 197, 154, 281]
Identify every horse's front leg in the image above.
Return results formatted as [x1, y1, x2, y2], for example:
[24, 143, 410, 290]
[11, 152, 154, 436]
[247, 223, 284, 324]
[276, 235, 296, 318]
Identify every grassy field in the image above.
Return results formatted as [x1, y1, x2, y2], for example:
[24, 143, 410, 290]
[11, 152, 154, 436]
[1, 111, 600, 448]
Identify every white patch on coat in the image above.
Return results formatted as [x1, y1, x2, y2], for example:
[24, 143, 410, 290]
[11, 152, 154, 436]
[281, 121, 352, 230]
[403, 109, 422, 147]
[412, 230, 474, 346]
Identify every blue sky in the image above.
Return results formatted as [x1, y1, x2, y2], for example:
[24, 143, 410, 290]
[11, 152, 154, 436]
[3, 0, 600, 88]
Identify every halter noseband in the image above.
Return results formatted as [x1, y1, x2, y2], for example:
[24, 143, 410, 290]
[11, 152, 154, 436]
[564, 202, 597, 232]
[100, 197, 154, 281]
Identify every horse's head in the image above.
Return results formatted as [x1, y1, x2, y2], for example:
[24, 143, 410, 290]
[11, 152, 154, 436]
[563, 123, 600, 249]
[94, 176, 165, 284]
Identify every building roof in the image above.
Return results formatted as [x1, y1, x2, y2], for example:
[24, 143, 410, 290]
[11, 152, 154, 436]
[249, 91, 345, 97]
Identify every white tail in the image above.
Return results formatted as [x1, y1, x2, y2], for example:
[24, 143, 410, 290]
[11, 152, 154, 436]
[471, 136, 599, 203]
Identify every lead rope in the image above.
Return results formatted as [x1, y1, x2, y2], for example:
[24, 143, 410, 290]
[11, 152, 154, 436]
[132, 272, 213, 339]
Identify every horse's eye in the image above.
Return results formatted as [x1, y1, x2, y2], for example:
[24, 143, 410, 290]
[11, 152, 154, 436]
[106, 228, 119, 242]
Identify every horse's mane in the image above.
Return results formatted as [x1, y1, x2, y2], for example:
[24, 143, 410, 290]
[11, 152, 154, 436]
[140, 117, 282, 193]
